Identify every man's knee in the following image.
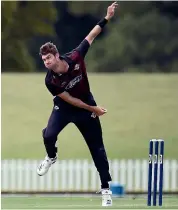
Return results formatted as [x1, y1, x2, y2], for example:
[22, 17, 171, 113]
[42, 128, 46, 137]
[42, 128, 57, 144]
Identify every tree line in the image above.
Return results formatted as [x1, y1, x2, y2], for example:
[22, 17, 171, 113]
[2, 1, 178, 73]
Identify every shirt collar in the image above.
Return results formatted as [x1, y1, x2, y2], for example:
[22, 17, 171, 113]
[59, 55, 74, 72]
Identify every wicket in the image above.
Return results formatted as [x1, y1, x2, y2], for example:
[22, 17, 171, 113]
[147, 139, 164, 206]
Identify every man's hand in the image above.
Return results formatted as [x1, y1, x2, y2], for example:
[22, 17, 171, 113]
[105, 2, 118, 21]
[92, 106, 107, 117]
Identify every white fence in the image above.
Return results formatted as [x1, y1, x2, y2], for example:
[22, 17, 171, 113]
[1, 159, 178, 193]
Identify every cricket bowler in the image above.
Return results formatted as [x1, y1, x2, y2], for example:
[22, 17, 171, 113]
[37, 2, 118, 206]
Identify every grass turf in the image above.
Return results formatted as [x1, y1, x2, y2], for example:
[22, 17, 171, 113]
[2, 195, 178, 209]
[2, 73, 178, 159]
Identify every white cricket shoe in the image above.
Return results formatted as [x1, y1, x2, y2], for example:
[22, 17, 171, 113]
[101, 189, 112, 207]
[37, 155, 57, 176]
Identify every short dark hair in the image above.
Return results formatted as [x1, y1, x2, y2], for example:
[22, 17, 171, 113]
[39, 42, 58, 56]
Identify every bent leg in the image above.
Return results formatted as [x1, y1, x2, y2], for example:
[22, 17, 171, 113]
[43, 108, 69, 158]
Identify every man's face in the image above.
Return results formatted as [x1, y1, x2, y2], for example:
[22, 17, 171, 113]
[42, 53, 58, 69]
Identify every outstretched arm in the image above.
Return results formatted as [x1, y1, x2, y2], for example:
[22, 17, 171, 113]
[85, 2, 118, 45]
[75, 2, 118, 58]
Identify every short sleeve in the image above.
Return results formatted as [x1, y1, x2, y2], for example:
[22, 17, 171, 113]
[76, 39, 90, 58]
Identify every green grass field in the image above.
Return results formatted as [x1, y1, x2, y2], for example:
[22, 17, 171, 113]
[2, 73, 178, 159]
[2, 195, 178, 209]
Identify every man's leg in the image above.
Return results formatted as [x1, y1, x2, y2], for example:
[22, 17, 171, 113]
[37, 107, 69, 176]
[43, 107, 69, 158]
[74, 114, 112, 189]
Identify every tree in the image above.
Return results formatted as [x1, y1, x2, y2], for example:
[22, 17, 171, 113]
[2, 1, 57, 72]
[86, 12, 178, 72]
[153, 2, 178, 18]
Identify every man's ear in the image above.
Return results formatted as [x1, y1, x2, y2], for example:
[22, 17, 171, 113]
[55, 53, 60, 59]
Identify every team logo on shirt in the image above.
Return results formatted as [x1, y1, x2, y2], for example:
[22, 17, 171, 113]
[74, 64, 80, 71]
[61, 82, 67, 87]
[65, 75, 82, 90]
